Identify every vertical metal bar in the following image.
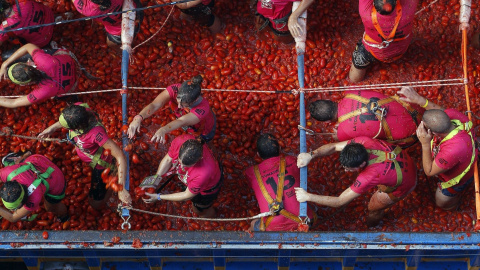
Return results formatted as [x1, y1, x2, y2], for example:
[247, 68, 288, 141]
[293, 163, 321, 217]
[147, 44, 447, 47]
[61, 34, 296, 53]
[297, 53, 307, 218]
[121, 49, 130, 218]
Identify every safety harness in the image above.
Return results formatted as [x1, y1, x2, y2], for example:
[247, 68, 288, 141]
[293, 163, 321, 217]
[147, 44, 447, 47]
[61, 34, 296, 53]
[337, 94, 420, 145]
[367, 146, 404, 194]
[253, 156, 302, 230]
[362, 0, 409, 62]
[432, 119, 475, 189]
[6, 162, 65, 200]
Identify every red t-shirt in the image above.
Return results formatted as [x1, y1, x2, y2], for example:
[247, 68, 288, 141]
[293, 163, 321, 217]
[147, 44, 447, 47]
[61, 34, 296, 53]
[73, 0, 124, 36]
[360, 0, 417, 61]
[167, 134, 221, 195]
[73, 126, 112, 170]
[256, 0, 298, 31]
[245, 155, 313, 231]
[166, 84, 216, 137]
[0, 155, 65, 211]
[27, 49, 77, 104]
[348, 136, 417, 198]
[337, 90, 422, 142]
[433, 109, 477, 186]
[0, 1, 54, 47]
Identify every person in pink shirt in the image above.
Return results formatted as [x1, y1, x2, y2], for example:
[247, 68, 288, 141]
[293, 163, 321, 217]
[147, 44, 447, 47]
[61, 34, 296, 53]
[0, 0, 54, 47]
[245, 133, 315, 231]
[349, 0, 418, 82]
[0, 152, 67, 223]
[176, 0, 222, 33]
[39, 103, 132, 209]
[308, 90, 423, 146]
[0, 43, 77, 108]
[398, 87, 477, 210]
[128, 75, 217, 143]
[143, 134, 223, 218]
[296, 136, 417, 227]
[254, 0, 315, 43]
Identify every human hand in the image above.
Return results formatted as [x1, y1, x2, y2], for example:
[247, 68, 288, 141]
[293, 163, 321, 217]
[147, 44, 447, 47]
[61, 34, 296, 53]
[297, 152, 313, 168]
[398, 86, 425, 105]
[288, 15, 303, 38]
[127, 116, 142, 139]
[142, 192, 160, 204]
[416, 121, 432, 145]
[294, 187, 310, 203]
[0, 62, 8, 81]
[38, 126, 55, 139]
[151, 128, 166, 144]
[118, 189, 132, 205]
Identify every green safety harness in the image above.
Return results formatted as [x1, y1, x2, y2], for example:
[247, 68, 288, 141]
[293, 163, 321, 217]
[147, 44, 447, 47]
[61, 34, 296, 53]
[367, 146, 404, 194]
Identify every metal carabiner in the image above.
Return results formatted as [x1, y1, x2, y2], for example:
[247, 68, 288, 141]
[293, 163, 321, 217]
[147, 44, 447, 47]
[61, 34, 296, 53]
[121, 216, 131, 230]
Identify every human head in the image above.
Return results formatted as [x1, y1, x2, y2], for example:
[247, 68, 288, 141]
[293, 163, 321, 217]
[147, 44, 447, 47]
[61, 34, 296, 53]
[339, 143, 369, 169]
[422, 109, 452, 134]
[0, 0, 10, 14]
[308, 100, 338, 121]
[0, 181, 27, 210]
[178, 75, 203, 107]
[374, 0, 397, 15]
[59, 104, 91, 131]
[178, 139, 203, 167]
[257, 133, 280, 160]
[7, 63, 43, 85]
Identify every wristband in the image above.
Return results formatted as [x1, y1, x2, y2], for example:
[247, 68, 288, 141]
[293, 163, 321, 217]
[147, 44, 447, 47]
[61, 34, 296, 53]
[134, 115, 144, 121]
[157, 193, 161, 201]
[421, 99, 429, 108]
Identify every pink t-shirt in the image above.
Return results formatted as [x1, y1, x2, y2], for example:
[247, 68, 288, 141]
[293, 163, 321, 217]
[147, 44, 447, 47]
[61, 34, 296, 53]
[433, 109, 477, 186]
[73, 0, 124, 36]
[245, 155, 313, 231]
[27, 49, 77, 104]
[348, 136, 417, 198]
[166, 84, 216, 137]
[73, 126, 112, 170]
[0, 155, 65, 211]
[0, 1, 54, 47]
[337, 90, 422, 143]
[256, 0, 296, 21]
[360, 0, 417, 61]
[167, 134, 221, 195]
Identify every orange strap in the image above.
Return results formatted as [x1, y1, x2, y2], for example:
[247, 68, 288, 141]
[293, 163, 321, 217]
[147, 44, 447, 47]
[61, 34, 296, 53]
[371, 0, 403, 42]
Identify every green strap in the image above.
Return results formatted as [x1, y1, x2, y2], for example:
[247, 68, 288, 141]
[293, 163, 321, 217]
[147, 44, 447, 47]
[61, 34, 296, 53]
[83, 146, 116, 170]
[367, 146, 403, 193]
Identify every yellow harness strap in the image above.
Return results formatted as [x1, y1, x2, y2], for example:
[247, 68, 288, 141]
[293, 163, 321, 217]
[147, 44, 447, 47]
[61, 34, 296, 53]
[367, 146, 403, 193]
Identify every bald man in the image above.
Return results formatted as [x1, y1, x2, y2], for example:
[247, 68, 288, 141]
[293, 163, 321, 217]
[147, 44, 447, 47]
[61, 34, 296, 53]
[398, 87, 477, 210]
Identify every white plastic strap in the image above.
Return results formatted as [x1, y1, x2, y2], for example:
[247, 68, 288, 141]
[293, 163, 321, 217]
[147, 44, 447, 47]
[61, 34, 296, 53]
[292, 1, 308, 54]
[459, 0, 471, 24]
[121, 0, 136, 52]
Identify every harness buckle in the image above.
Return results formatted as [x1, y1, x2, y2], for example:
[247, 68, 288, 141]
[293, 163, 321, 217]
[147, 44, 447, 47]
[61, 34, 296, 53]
[368, 101, 387, 117]
[386, 151, 397, 160]
[380, 40, 391, 48]
[269, 201, 284, 215]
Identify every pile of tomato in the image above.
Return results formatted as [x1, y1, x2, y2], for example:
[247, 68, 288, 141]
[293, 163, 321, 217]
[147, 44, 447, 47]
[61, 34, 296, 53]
[0, 0, 479, 232]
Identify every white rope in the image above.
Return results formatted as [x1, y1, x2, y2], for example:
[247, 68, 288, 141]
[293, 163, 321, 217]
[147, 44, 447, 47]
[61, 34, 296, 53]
[125, 206, 272, 221]
[302, 78, 464, 91]
[415, 0, 440, 15]
[302, 82, 465, 93]
[0, 128, 66, 143]
[132, 6, 175, 51]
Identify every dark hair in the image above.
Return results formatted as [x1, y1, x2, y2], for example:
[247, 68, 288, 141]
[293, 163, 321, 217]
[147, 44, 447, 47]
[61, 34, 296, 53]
[179, 139, 204, 166]
[308, 100, 338, 121]
[0, 0, 10, 13]
[374, 0, 397, 15]
[423, 109, 452, 134]
[178, 75, 203, 105]
[257, 133, 280, 160]
[91, 0, 111, 10]
[0, 181, 28, 206]
[339, 143, 369, 168]
[61, 104, 98, 132]
[9, 63, 48, 84]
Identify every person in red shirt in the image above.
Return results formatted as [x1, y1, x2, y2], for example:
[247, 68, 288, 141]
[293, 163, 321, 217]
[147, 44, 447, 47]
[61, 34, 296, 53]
[143, 134, 223, 218]
[349, 0, 418, 82]
[398, 86, 477, 210]
[245, 133, 315, 231]
[0, 152, 67, 223]
[296, 136, 417, 227]
[176, 0, 222, 33]
[128, 75, 216, 143]
[308, 90, 422, 146]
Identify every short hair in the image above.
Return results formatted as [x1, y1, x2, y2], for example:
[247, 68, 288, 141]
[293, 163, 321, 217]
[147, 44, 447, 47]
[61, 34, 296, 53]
[178, 75, 203, 105]
[308, 100, 338, 121]
[339, 143, 369, 168]
[257, 133, 280, 160]
[179, 139, 203, 166]
[422, 110, 452, 134]
[0, 0, 10, 13]
[0, 181, 28, 206]
[374, 0, 397, 15]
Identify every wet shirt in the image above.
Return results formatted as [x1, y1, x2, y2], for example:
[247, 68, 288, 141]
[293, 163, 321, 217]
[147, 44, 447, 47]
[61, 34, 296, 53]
[27, 49, 76, 104]
[245, 155, 313, 231]
[348, 136, 417, 198]
[0, 1, 54, 47]
[337, 90, 422, 142]
[359, 0, 417, 61]
[73, 126, 112, 170]
[73, 0, 124, 36]
[167, 134, 221, 195]
[166, 84, 216, 137]
[256, 0, 297, 21]
[434, 109, 477, 186]
[0, 155, 65, 211]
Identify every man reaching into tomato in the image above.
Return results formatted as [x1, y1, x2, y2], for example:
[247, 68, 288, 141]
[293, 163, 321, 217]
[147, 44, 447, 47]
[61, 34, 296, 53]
[296, 136, 417, 227]
[398, 86, 477, 211]
[245, 133, 315, 231]
[39, 103, 132, 209]
[349, 0, 418, 82]
[143, 134, 223, 218]
[0, 152, 68, 223]
[128, 75, 217, 144]
[307, 90, 423, 147]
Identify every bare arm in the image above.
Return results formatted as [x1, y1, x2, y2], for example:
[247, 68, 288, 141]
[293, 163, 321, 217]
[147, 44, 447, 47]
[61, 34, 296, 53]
[397, 86, 444, 110]
[0, 206, 30, 222]
[0, 96, 32, 108]
[176, 0, 202, 9]
[128, 90, 171, 138]
[103, 139, 132, 205]
[151, 113, 200, 143]
[295, 187, 361, 208]
[38, 121, 63, 138]
[156, 154, 173, 176]
[0, 43, 40, 80]
[417, 122, 448, 176]
[297, 140, 348, 168]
